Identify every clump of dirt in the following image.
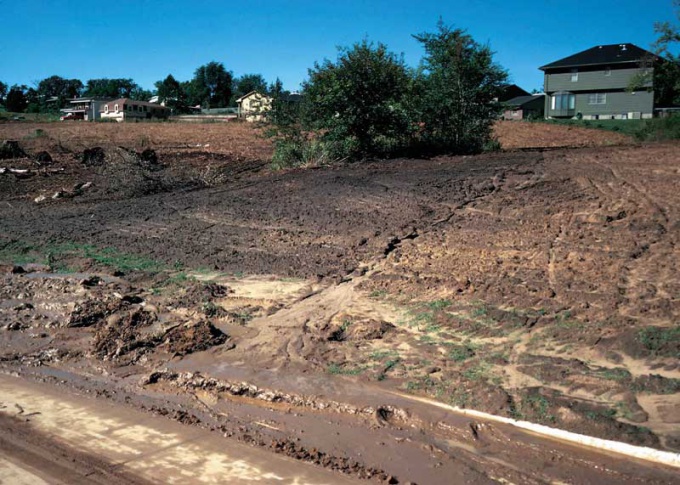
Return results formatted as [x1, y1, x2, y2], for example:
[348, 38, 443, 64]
[34, 151, 53, 165]
[346, 319, 394, 341]
[0, 140, 27, 160]
[138, 148, 164, 171]
[92, 308, 159, 361]
[323, 318, 394, 342]
[68, 297, 122, 328]
[267, 438, 392, 481]
[162, 320, 229, 356]
[83, 146, 167, 199]
[81, 147, 105, 166]
[173, 280, 231, 314]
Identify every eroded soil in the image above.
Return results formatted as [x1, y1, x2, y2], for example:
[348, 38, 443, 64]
[0, 121, 678, 483]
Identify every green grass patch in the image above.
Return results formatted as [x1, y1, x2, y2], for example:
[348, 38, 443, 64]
[447, 343, 478, 362]
[369, 289, 388, 299]
[534, 118, 643, 137]
[637, 326, 680, 357]
[462, 362, 491, 381]
[426, 299, 452, 311]
[0, 241, 42, 265]
[0, 239, 165, 273]
[524, 394, 556, 423]
[598, 367, 632, 382]
[327, 363, 365, 376]
[369, 349, 399, 361]
[534, 115, 680, 141]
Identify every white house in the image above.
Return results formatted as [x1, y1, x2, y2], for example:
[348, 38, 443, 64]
[100, 98, 170, 122]
[236, 91, 272, 122]
[60, 97, 113, 121]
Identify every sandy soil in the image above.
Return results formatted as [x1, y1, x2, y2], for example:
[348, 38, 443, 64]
[0, 120, 678, 483]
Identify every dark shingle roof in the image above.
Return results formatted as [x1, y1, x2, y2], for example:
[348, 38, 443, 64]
[504, 95, 544, 107]
[498, 84, 530, 102]
[540, 43, 657, 70]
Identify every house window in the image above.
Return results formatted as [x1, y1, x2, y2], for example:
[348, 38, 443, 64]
[114, 104, 119, 113]
[552, 92, 575, 111]
[588, 93, 607, 105]
[604, 67, 611, 76]
[104, 104, 109, 113]
[570, 69, 578, 82]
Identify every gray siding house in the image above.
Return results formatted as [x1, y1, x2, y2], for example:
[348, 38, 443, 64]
[540, 43, 658, 120]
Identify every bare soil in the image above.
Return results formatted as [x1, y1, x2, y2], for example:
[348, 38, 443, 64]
[0, 120, 678, 483]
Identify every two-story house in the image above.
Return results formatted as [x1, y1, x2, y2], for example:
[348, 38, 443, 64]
[236, 91, 273, 122]
[60, 97, 113, 121]
[540, 43, 658, 120]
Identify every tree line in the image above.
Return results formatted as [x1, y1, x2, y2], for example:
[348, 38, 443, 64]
[0, 61, 279, 113]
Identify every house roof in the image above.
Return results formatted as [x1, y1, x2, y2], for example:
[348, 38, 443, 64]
[236, 91, 272, 103]
[498, 84, 530, 102]
[504, 95, 544, 107]
[69, 97, 114, 103]
[540, 43, 657, 70]
[100, 98, 170, 111]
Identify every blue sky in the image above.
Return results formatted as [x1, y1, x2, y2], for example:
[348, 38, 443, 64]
[0, 0, 677, 93]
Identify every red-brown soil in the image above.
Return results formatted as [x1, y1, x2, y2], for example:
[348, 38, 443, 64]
[0, 120, 678, 483]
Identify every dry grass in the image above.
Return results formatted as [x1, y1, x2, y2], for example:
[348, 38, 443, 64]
[494, 120, 633, 149]
[0, 121, 273, 161]
[0, 120, 635, 163]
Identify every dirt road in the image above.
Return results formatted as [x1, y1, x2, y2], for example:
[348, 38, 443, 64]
[0, 373, 358, 484]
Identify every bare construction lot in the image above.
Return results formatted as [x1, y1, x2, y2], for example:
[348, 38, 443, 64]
[0, 121, 678, 483]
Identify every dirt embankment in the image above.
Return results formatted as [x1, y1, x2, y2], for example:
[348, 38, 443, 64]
[0, 121, 678, 483]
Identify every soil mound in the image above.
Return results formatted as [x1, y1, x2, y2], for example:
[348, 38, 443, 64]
[0, 140, 28, 160]
[163, 320, 229, 356]
[34, 150, 53, 165]
[81, 146, 168, 200]
[92, 307, 158, 361]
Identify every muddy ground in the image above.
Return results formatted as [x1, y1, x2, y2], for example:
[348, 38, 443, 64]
[0, 121, 678, 483]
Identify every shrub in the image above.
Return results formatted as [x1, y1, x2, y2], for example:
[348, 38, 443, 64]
[411, 22, 508, 155]
[302, 40, 414, 160]
[634, 114, 680, 141]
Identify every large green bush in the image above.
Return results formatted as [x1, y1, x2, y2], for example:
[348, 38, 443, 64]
[269, 24, 508, 167]
[411, 23, 508, 155]
[302, 40, 414, 160]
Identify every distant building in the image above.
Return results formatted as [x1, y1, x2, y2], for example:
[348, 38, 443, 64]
[100, 98, 170, 122]
[236, 91, 272, 122]
[540, 43, 659, 120]
[497, 84, 531, 103]
[60, 97, 113, 121]
[502, 94, 545, 120]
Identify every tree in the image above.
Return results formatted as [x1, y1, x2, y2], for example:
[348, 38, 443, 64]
[412, 22, 508, 154]
[5, 85, 28, 112]
[130, 86, 153, 101]
[652, 1, 680, 106]
[155, 74, 188, 112]
[302, 40, 412, 158]
[36, 75, 83, 110]
[232, 73, 268, 102]
[0, 81, 7, 106]
[629, 1, 680, 106]
[189, 62, 233, 109]
[269, 78, 284, 97]
[84, 78, 139, 98]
